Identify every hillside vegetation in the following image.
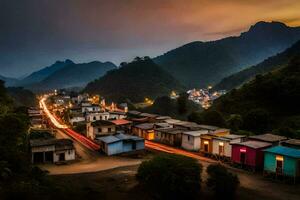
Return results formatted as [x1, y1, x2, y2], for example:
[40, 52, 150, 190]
[214, 40, 300, 90]
[154, 21, 300, 87]
[84, 58, 185, 103]
[195, 56, 300, 137]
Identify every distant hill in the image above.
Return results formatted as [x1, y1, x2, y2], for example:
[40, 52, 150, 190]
[84, 58, 185, 103]
[26, 61, 116, 92]
[154, 21, 300, 88]
[7, 87, 37, 107]
[214, 40, 300, 90]
[206, 56, 300, 136]
[17, 59, 74, 86]
[0, 75, 19, 87]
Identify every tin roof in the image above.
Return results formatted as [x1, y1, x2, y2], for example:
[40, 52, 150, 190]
[111, 119, 132, 125]
[183, 130, 208, 137]
[30, 138, 73, 148]
[216, 134, 246, 141]
[282, 139, 300, 147]
[236, 141, 272, 149]
[134, 123, 154, 130]
[249, 133, 287, 143]
[96, 135, 121, 144]
[264, 146, 300, 158]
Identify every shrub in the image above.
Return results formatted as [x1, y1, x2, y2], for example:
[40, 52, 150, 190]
[207, 164, 239, 199]
[136, 154, 202, 199]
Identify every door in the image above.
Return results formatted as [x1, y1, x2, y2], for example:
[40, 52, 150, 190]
[132, 142, 136, 150]
[59, 153, 65, 161]
[204, 143, 209, 152]
[45, 151, 54, 162]
[276, 160, 283, 175]
[240, 152, 246, 165]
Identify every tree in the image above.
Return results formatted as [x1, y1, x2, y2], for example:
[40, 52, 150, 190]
[137, 154, 202, 200]
[243, 108, 271, 134]
[177, 93, 188, 114]
[202, 110, 226, 127]
[207, 164, 239, 199]
[226, 114, 243, 131]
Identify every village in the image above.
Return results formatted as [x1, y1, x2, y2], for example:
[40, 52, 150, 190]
[26, 90, 300, 184]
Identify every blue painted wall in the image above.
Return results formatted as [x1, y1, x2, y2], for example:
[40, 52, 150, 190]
[264, 152, 298, 177]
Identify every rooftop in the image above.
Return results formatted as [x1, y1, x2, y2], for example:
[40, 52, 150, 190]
[282, 139, 300, 147]
[155, 127, 186, 134]
[183, 130, 208, 137]
[214, 134, 246, 141]
[96, 135, 121, 144]
[249, 133, 287, 143]
[139, 113, 158, 118]
[127, 110, 141, 115]
[155, 116, 171, 120]
[264, 146, 300, 158]
[91, 120, 115, 127]
[134, 123, 154, 130]
[30, 138, 73, 148]
[236, 140, 272, 149]
[111, 119, 132, 126]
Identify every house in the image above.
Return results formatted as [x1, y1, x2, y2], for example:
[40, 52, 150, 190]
[181, 130, 208, 151]
[132, 123, 155, 140]
[263, 146, 300, 180]
[281, 139, 300, 149]
[248, 133, 287, 145]
[154, 127, 186, 146]
[200, 129, 230, 154]
[231, 140, 272, 170]
[81, 103, 101, 113]
[86, 120, 116, 140]
[109, 111, 126, 120]
[69, 113, 85, 125]
[96, 133, 144, 155]
[212, 134, 246, 158]
[30, 139, 75, 163]
[111, 119, 133, 133]
[86, 112, 110, 122]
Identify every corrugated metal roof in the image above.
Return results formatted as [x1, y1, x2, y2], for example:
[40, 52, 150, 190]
[134, 123, 154, 130]
[264, 146, 300, 158]
[96, 135, 121, 144]
[183, 130, 208, 137]
[249, 133, 287, 143]
[236, 141, 272, 149]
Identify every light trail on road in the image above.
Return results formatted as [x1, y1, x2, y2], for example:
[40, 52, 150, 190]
[40, 95, 100, 151]
[145, 140, 215, 163]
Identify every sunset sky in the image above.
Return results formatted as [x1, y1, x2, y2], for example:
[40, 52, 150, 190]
[1, 0, 300, 77]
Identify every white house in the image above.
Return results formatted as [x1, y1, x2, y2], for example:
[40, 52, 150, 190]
[86, 120, 116, 140]
[181, 130, 208, 151]
[81, 103, 101, 113]
[212, 134, 246, 158]
[86, 112, 110, 122]
[108, 111, 126, 120]
[30, 139, 75, 163]
[69, 113, 85, 125]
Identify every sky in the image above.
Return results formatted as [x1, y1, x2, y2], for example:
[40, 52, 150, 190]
[1, 0, 300, 77]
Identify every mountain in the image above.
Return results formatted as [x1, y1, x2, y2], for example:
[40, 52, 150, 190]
[84, 58, 185, 103]
[205, 56, 300, 136]
[214, 40, 300, 90]
[154, 21, 300, 88]
[28, 61, 116, 91]
[7, 87, 37, 107]
[18, 59, 74, 86]
[0, 75, 19, 87]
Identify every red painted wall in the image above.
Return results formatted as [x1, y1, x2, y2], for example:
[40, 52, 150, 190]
[231, 144, 265, 168]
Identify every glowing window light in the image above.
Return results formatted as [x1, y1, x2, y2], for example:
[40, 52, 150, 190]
[276, 155, 284, 161]
[204, 141, 209, 145]
[219, 142, 224, 146]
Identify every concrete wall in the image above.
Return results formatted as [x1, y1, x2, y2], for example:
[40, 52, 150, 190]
[106, 142, 123, 155]
[182, 134, 200, 151]
[54, 149, 75, 162]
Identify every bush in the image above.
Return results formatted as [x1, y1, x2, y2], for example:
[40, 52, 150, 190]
[136, 154, 202, 199]
[207, 164, 239, 199]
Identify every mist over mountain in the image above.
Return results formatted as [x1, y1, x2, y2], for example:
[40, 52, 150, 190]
[154, 21, 300, 88]
[17, 59, 74, 86]
[27, 61, 116, 92]
[214, 40, 300, 90]
[0, 75, 19, 87]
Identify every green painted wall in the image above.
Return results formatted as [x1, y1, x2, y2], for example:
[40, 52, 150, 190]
[264, 152, 297, 177]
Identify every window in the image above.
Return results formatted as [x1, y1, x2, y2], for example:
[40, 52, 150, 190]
[219, 142, 224, 155]
[108, 128, 112, 132]
[93, 116, 96, 120]
[187, 135, 191, 141]
[98, 128, 102, 133]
